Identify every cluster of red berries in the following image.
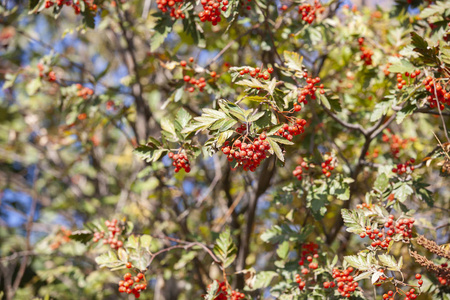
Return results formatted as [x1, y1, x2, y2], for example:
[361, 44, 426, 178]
[37, 63, 56, 82]
[326, 267, 358, 298]
[298, 242, 319, 266]
[295, 244, 320, 290]
[298, 0, 323, 24]
[198, 0, 227, 25]
[359, 224, 392, 249]
[274, 118, 307, 141]
[296, 74, 324, 110]
[221, 133, 271, 171]
[168, 151, 191, 173]
[438, 273, 448, 285]
[75, 84, 94, 99]
[92, 219, 124, 249]
[118, 272, 147, 298]
[396, 69, 421, 90]
[207, 281, 245, 300]
[156, 0, 185, 19]
[44, 0, 97, 14]
[382, 130, 414, 158]
[392, 158, 415, 175]
[49, 227, 72, 250]
[383, 287, 419, 300]
[366, 148, 380, 159]
[238, 66, 273, 80]
[183, 75, 208, 93]
[321, 155, 335, 178]
[358, 38, 373, 66]
[415, 273, 424, 286]
[293, 161, 309, 181]
[360, 215, 415, 247]
[383, 63, 392, 76]
[235, 123, 247, 134]
[422, 76, 450, 110]
[356, 202, 374, 210]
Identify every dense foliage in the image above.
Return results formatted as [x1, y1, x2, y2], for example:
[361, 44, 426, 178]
[1, 0, 450, 299]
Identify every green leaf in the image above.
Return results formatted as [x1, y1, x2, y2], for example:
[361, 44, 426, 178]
[213, 229, 237, 268]
[419, 1, 450, 18]
[283, 51, 303, 73]
[341, 209, 366, 234]
[267, 135, 294, 145]
[344, 253, 373, 271]
[216, 130, 234, 147]
[266, 137, 284, 162]
[133, 145, 166, 163]
[318, 92, 331, 110]
[151, 16, 173, 51]
[248, 111, 266, 123]
[387, 57, 416, 73]
[235, 78, 265, 89]
[370, 101, 391, 122]
[161, 118, 178, 141]
[69, 230, 93, 244]
[393, 182, 414, 202]
[378, 254, 401, 271]
[2, 73, 18, 90]
[95, 251, 123, 269]
[175, 108, 192, 130]
[374, 173, 389, 192]
[26, 78, 42, 96]
[253, 271, 278, 289]
[276, 241, 289, 260]
[204, 280, 220, 300]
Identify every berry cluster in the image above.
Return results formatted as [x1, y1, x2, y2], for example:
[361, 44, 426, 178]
[207, 281, 245, 300]
[327, 267, 358, 298]
[238, 66, 273, 80]
[198, 0, 227, 25]
[382, 130, 414, 158]
[168, 151, 191, 173]
[383, 287, 419, 300]
[37, 63, 56, 82]
[422, 76, 450, 110]
[92, 219, 124, 249]
[396, 69, 421, 90]
[44, 0, 97, 14]
[360, 215, 415, 248]
[383, 63, 392, 76]
[321, 155, 336, 178]
[298, 0, 323, 24]
[359, 224, 392, 249]
[358, 37, 373, 66]
[220, 133, 271, 172]
[49, 227, 72, 250]
[438, 273, 448, 285]
[295, 243, 321, 291]
[183, 75, 207, 93]
[392, 158, 415, 175]
[293, 161, 309, 181]
[75, 84, 94, 99]
[296, 74, 324, 109]
[274, 118, 307, 141]
[118, 272, 147, 298]
[356, 202, 374, 210]
[156, 0, 185, 19]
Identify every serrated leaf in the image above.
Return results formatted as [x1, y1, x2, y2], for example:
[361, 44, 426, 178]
[276, 241, 289, 260]
[266, 137, 284, 162]
[283, 51, 303, 73]
[267, 135, 294, 145]
[378, 254, 400, 271]
[353, 271, 372, 281]
[216, 130, 234, 147]
[387, 57, 416, 73]
[341, 209, 366, 234]
[374, 173, 389, 192]
[69, 231, 93, 244]
[393, 182, 414, 202]
[252, 271, 278, 289]
[213, 229, 237, 268]
[370, 101, 391, 122]
[95, 251, 122, 268]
